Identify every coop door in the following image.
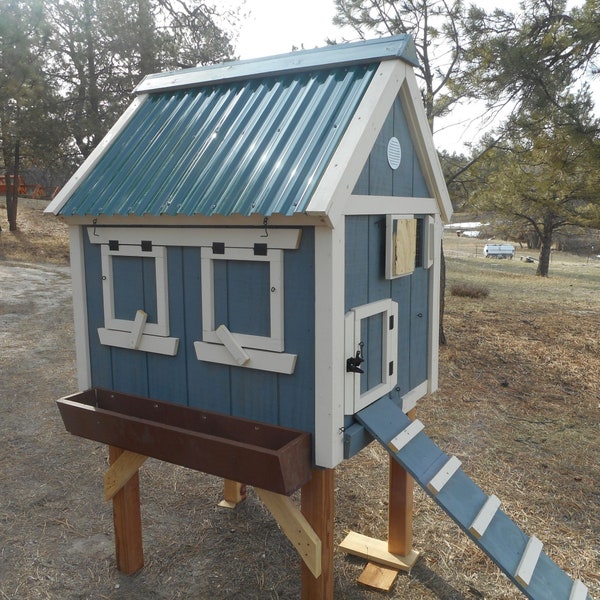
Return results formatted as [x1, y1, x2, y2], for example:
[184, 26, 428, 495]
[344, 298, 398, 414]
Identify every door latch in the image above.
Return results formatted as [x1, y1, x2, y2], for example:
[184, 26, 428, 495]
[346, 342, 365, 373]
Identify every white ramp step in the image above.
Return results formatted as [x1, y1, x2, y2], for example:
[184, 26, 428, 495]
[356, 396, 592, 600]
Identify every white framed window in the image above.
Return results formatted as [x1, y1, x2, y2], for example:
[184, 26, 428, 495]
[200, 246, 284, 352]
[194, 235, 298, 375]
[344, 298, 398, 414]
[97, 242, 179, 356]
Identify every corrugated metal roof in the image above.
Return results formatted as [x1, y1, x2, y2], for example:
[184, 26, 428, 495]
[59, 63, 378, 218]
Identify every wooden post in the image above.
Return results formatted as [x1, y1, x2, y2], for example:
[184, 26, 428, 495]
[109, 445, 144, 574]
[218, 479, 247, 508]
[301, 468, 334, 600]
[387, 408, 415, 557]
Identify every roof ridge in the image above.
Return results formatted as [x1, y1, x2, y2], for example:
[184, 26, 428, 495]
[134, 35, 418, 95]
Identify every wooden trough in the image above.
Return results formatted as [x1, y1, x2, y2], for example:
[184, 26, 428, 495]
[56, 388, 312, 496]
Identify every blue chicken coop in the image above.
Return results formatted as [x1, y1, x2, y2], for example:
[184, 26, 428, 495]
[47, 36, 592, 600]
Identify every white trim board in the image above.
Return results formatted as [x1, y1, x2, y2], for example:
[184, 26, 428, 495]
[87, 226, 302, 250]
[69, 226, 92, 391]
[306, 59, 408, 220]
[398, 70, 453, 222]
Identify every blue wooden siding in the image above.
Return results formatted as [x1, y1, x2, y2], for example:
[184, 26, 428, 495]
[344, 215, 430, 454]
[353, 96, 431, 198]
[83, 226, 315, 437]
[345, 215, 429, 395]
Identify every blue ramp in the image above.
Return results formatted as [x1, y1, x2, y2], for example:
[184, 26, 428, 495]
[356, 396, 592, 600]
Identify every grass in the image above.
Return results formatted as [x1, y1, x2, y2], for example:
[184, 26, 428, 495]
[1, 210, 598, 599]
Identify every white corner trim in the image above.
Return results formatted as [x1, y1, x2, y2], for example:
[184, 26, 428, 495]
[306, 59, 407, 219]
[313, 221, 346, 468]
[194, 342, 296, 375]
[427, 215, 443, 394]
[98, 328, 179, 356]
[45, 95, 148, 215]
[69, 226, 92, 391]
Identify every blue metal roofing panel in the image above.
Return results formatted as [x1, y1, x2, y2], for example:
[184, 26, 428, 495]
[59, 64, 378, 218]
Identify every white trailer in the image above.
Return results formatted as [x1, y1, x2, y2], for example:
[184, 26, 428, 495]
[483, 244, 515, 259]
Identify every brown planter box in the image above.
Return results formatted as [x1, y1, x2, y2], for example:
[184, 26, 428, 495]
[57, 388, 312, 495]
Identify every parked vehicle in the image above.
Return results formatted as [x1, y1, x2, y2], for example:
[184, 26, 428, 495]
[483, 244, 515, 259]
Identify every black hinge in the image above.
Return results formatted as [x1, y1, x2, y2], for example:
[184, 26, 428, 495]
[389, 314, 394, 330]
[389, 361, 394, 376]
[254, 243, 268, 256]
[212, 242, 225, 254]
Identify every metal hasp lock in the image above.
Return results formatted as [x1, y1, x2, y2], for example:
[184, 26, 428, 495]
[346, 342, 365, 374]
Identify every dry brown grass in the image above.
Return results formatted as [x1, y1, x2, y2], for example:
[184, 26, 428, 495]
[0, 204, 70, 264]
[1, 210, 598, 599]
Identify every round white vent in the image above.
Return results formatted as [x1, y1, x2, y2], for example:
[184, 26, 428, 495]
[387, 137, 402, 170]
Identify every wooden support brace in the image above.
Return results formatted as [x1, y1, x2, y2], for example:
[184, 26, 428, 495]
[108, 446, 144, 575]
[104, 450, 148, 501]
[339, 531, 419, 571]
[256, 488, 322, 578]
[218, 480, 247, 509]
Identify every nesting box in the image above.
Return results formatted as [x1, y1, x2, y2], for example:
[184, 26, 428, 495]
[47, 35, 452, 471]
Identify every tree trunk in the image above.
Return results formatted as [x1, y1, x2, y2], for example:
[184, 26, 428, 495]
[536, 227, 553, 277]
[439, 243, 447, 345]
[3, 139, 19, 231]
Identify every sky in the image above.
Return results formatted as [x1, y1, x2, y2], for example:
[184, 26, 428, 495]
[222, 0, 596, 153]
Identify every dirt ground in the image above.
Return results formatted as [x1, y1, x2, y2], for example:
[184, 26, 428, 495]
[0, 208, 598, 600]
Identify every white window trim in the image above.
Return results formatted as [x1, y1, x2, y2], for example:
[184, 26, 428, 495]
[344, 298, 398, 414]
[200, 246, 284, 352]
[98, 243, 179, 355]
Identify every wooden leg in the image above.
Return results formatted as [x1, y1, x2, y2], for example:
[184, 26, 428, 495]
[109, 445, 144, 574]
[301, 468, 334, 600]
[388, 408, 415, 557]
[218, 479, 247, 508]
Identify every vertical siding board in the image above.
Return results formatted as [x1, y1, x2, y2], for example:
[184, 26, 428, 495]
[392, 97, 414, 197]
[392, 274, 411, 396]
[368, 108, 394, 196]
[111, 347, 149, 397]
[409, 267, 429, 388]
[367, 215, 390, 302]
[278, 227, 315, 435]
[231, 369, 279, 424]
[345, 216, 369, 311]
[147, 247, 188, 405]
[412, 154, 430, 198]
[226, 260, 270, 337]
[84, 234, 113, 389]
[112, 256, 144, 321]
[184, 246, 231, 413]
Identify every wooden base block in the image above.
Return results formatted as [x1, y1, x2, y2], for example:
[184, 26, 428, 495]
[339, 531, 419, 572]
[358, 562, 399, 591]
[218, 480, 247, 509]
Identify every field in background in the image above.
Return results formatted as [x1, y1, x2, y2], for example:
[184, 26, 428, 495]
[1, 207, 598, 599]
